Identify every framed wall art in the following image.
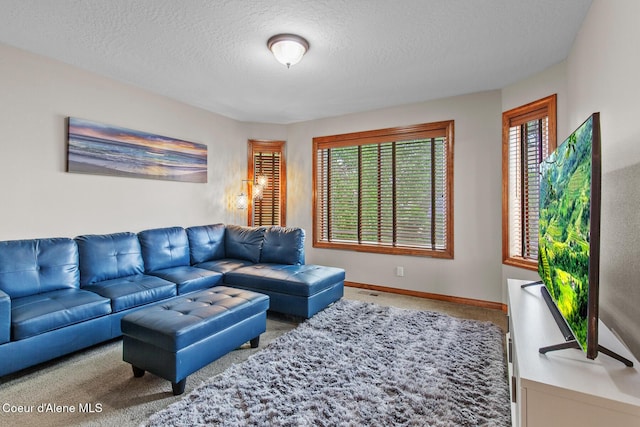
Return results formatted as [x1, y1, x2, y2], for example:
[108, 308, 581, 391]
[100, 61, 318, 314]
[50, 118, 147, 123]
[67, 117, 208, 183]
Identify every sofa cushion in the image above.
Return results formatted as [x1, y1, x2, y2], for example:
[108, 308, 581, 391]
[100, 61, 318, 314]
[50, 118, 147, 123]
[76, 232, 145, 286]
[260, 227, 305, 265]
[138, 227, 190, 272]
[194, 258, 254, 274]
[83, 275, 177, 312]
[186, 224, 226, 264]
[224, 225, 265, 263]
[224, 264, 346, 297]
[11, 288, 111, 341]
[148, 266, 223, 295]
[0, 238, 79, 299]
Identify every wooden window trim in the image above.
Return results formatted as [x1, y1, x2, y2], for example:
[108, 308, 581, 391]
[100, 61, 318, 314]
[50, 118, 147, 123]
[313, 121, 454, 258]
[247, 139, 286, 226]
[502, 94, 557, 270]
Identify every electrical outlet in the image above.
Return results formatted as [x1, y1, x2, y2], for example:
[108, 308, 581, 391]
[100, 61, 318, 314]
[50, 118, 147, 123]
[396, 266, 404, 277]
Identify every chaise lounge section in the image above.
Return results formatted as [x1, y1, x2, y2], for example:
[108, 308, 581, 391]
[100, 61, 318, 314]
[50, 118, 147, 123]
[187, 224, 345, 318]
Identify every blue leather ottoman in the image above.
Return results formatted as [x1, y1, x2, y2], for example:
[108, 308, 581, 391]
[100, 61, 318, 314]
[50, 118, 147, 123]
[121, 286, 269, 395]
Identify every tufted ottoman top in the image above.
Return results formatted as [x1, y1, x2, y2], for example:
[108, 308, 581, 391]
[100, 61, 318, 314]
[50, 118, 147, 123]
[121, 286, 269, 352]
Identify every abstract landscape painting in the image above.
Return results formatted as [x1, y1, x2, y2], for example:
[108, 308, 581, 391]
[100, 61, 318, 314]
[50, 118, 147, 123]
[67, 117, 208, 183]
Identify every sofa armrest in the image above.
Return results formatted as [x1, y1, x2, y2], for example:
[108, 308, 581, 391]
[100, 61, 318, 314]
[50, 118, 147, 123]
[0, 289, 10, 344]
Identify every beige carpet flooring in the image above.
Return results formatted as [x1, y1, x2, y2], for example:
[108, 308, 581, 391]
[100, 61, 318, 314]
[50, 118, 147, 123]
[0, 287, 507, 427]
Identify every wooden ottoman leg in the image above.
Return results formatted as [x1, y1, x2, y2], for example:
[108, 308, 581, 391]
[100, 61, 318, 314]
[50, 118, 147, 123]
[250, 335, 260, 348]
[132, 366, 145, 377]
[172, 378, 187, 395]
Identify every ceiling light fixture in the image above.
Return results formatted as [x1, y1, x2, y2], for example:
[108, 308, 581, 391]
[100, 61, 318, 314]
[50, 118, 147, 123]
[267, 34, 309, 68]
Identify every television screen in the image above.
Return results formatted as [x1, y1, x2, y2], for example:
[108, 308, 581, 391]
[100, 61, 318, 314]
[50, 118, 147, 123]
[538, 113, 600, 359]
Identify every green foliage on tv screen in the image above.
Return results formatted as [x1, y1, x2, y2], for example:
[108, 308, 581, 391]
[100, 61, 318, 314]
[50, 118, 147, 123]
[538, 116, 593, 351]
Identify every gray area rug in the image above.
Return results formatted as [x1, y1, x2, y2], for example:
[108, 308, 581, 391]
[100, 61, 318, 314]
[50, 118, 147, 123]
[147, 299, 510, 426]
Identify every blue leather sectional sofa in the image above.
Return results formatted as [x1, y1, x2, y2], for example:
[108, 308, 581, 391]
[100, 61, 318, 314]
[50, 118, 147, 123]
[0, 224, 345, 377]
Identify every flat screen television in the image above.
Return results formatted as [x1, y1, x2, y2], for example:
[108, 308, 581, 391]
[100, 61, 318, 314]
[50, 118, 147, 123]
[536, 112, 632, 366]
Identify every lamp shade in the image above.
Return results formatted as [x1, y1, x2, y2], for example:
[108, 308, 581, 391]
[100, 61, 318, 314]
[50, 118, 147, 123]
[253, 184, 264, 200]
[256, 173, 268, 188]
[236, 192, 248, 210]
[267, 34, 309, 68]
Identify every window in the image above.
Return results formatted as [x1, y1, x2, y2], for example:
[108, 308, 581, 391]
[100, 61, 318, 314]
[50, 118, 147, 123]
[313, 121, 454, 258]
[248, 140, 286, 226]
[502, 94, 557, 270]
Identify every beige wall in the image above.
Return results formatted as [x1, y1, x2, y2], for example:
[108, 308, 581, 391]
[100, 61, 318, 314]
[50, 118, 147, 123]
[0, 43, 506, 305]
[567, 0, 640, 359]
[0, 42, 286, 240]
[288, 91, 505, 304]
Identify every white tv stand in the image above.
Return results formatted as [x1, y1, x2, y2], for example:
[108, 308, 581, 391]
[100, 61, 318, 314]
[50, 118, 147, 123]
[507, 279, 640, 427]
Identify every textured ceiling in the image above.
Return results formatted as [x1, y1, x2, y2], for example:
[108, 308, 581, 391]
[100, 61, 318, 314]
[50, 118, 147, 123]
[0, 0, 592, 124]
